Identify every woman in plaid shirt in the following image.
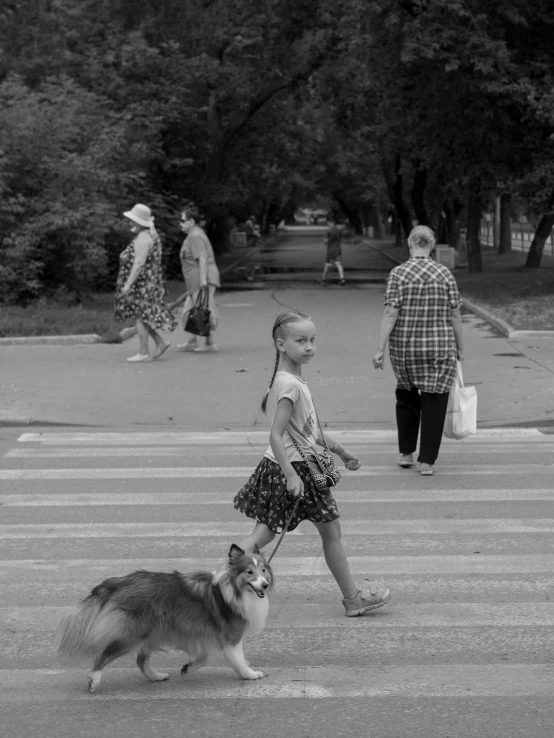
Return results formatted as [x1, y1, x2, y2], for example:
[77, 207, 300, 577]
[372, 226, 464, 476]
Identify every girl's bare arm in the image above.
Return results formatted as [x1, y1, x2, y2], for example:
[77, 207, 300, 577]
[270, 399, 304, 495]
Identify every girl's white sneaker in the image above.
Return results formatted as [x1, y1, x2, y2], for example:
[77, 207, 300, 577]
[126, 353, 151, 363]
[343, 583, 392, 617]
[193, 344, 218, 353]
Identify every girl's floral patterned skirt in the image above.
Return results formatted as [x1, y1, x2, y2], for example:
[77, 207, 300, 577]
[233, 457, 340, 534]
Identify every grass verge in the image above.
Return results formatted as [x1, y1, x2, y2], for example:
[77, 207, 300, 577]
[455, 247, 554, 331]
[0, 280, 186, 340]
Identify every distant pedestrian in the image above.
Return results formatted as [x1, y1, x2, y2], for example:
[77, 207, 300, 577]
[320, 213, 346, 286]
[177, 208, 220, 353]
[243, 215, 261, 247]
[372, 225, 465, 475]
[115, 203, 176, 363]
[234, 310, 392, 617]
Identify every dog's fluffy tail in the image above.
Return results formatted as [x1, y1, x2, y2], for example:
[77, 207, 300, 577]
[55, 599, 127, 658]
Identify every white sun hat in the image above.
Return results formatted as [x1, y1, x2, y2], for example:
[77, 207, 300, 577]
[123, 203, 153, 228]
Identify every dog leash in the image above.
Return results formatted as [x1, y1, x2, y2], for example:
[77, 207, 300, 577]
[267, 494, 301, 564]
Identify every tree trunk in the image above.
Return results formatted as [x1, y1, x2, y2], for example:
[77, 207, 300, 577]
[373, 202, 385, 239]
[264, 201, 281, 233]
[525, 213, 554, 268]
[466, 186, 483, 273]
[382, 155, 413, 237]
[442, 201, 464, 248]
[411, 161, 429, 225]
[280, 198, 296, 225]
[498, 193, 512, 254]
[206, 214, 231, 255]
[334, 195, 363, 233]
[395, 217, 403, 248]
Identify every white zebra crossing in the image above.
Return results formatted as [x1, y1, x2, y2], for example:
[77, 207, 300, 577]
[2, 519, 554, 538]
[1, 489, 553, 505]
[1, 428, 554, 718]
[15, 428, 545, 444]
[2, 665, 553, 700]
[1, 463, 552, 480]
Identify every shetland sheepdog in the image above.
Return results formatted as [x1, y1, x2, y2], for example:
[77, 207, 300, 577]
[55, 544, 273, 693]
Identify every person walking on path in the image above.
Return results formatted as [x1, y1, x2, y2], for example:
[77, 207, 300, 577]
[234, 310, 392, 617]
[177, 208, 220, 353]
[115, 203, 176, 363]
[320, 213, 346, 286]
[372, 225, 465, 476]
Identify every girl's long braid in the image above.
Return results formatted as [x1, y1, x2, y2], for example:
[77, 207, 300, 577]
[260, 310, 310, 414]
[261, 349, 280, 414]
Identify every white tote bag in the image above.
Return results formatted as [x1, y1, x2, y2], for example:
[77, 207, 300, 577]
[443, 361, 477, 440]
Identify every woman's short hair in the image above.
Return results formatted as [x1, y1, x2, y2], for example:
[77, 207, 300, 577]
[408, 225, 436, 250]
[183, 208, 201, 223]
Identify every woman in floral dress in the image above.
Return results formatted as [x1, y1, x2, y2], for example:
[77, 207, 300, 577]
[114, 203, 177, 362]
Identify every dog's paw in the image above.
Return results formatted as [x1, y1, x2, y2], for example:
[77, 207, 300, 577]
[87, 677, 98, 693]
[243, 669, 264, 680]
[150, 671, 169, 682]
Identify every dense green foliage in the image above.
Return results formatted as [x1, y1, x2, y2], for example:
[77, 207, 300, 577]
[1, 0, 554, 302]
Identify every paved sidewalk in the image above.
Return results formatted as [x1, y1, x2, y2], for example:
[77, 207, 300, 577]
[2, 283, 554, 428]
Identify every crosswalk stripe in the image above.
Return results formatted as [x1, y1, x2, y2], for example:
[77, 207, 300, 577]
[1, 665, 553, 699]
[16, 428, 545, 444]
[6, 447, 266, 458]
[2, 488, 553, 506]
[1, 555, 553, 575]
[5, 603, 554, 629]
[2, 576, 551, 604]
[2, 519, 554, 538]
[7, 444, 550, 458]
[1, 464, 552, 480]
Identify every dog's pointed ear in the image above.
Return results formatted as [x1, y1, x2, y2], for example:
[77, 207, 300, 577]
[228, 544, 245, 561]
[252, 544, 261, 555]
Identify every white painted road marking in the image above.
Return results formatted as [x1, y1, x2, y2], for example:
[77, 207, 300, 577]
[1, 665, 554, 699]
[2, 555, 554, 575]
[0, 464, 552, 480]
[5, 602, 554, 629]
[16, 428, 545, 445]
[8, 443, 551, 458]
[2, 519, 554, 538]
[2, 488, 553, 506]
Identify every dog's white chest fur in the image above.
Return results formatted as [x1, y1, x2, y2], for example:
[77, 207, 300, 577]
[242, 591, 269, 635]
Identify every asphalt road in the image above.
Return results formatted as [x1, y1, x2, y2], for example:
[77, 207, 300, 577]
[1, 426, 554, 738]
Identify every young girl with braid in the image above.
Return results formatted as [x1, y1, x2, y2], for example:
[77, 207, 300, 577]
[234, 311, 392, 616]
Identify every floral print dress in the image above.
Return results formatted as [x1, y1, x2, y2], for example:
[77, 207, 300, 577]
[114, 233, 177, 332]
[233, 458, 340, 534]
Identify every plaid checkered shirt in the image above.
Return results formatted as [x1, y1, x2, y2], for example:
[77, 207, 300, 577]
[384, 256, 462, 394]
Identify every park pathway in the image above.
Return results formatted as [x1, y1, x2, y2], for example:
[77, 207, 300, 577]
[1, 427, 554, 737]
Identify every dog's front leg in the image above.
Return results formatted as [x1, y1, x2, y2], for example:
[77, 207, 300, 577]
[181, 649, 208, 677]
[223, 641, 263, 680]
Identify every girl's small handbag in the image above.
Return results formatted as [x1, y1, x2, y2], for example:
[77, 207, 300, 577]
[184, 287, 211, 337]
[287, 407, 341, 491]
